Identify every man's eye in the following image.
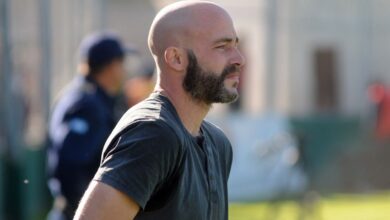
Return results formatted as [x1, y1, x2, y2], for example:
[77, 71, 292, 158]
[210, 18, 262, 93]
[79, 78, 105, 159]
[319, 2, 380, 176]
[216, 45, 226, 49]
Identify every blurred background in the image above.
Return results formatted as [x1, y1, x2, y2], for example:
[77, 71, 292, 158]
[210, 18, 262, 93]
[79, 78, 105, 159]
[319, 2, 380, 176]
[1, 0, 390, 219]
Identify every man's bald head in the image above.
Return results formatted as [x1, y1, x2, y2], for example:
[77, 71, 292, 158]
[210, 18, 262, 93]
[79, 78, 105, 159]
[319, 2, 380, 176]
[148, 1, 245, 106]
[148, 1, 234, 58]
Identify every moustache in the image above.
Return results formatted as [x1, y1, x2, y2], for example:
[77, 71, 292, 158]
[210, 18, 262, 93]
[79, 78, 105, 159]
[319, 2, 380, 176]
[221, 64, 241, 80]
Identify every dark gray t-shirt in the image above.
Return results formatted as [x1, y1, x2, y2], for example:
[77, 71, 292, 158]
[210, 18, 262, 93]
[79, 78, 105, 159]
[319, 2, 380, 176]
[94, 93, 233, 220]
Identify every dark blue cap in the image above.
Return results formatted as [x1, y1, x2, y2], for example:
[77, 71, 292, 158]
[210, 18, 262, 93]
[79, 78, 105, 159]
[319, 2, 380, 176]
[79, 32, 134, 70]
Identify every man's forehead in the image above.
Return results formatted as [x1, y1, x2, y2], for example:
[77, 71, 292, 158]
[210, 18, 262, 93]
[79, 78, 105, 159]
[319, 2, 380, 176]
[196, 22, 238, 45]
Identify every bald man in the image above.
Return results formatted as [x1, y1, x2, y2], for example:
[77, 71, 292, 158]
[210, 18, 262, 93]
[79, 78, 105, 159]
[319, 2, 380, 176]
[74, 1, 245, 220]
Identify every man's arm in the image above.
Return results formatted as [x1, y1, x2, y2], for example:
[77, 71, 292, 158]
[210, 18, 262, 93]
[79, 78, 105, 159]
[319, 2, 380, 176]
[74, 180, 140, 220]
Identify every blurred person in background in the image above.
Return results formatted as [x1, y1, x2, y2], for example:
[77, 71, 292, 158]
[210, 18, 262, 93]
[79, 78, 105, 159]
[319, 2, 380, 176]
[368, 81, 390, 141]
[114, 64, 155, 116]
[123, 67, 155, 108]
[46, 32, 132, 220]
[74, 1, 245, 220]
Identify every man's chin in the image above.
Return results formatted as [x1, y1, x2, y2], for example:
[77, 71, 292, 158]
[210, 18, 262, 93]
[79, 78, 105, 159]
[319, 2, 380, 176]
[217, 91, 239, 104]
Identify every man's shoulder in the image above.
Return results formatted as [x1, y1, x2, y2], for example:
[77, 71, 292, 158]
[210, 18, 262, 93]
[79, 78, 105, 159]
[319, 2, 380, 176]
[202, 120, 228, 140]
[118, 94, 181, 132]
[105, 95, 184, 147]
[121, 119, 179, 143]
[58, 93, 102, 118]
[101, 113, 183, 162]
[54, 79, 101, 111]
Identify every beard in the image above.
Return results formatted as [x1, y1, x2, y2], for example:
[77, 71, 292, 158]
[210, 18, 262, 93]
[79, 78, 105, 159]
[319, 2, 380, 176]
[183, 50, 239, 105]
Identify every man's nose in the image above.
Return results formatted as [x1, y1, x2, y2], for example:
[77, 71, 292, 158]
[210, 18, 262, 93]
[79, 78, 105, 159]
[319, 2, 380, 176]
[232, 48, 246, 67]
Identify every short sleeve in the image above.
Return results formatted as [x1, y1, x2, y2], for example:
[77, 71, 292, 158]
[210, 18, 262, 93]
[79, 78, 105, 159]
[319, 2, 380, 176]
[93, 120, 182, 209]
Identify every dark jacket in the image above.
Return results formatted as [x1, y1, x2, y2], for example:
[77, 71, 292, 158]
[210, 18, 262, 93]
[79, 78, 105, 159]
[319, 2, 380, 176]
[47, 75, 117, 217]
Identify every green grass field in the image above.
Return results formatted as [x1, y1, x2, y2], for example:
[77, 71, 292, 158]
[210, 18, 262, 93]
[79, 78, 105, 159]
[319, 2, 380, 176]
[229, 192, 390, 220]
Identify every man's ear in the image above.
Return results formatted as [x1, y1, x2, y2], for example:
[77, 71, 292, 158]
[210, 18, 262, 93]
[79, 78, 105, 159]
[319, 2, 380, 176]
[164, 47, 186, 71]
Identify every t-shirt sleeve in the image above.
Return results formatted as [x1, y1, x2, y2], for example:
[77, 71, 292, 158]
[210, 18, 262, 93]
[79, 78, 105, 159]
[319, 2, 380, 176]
[93, 120, 181, 209]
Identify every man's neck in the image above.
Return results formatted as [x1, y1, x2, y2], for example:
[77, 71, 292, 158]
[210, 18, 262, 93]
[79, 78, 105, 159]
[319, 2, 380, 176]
[156, 85, 210, 137]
